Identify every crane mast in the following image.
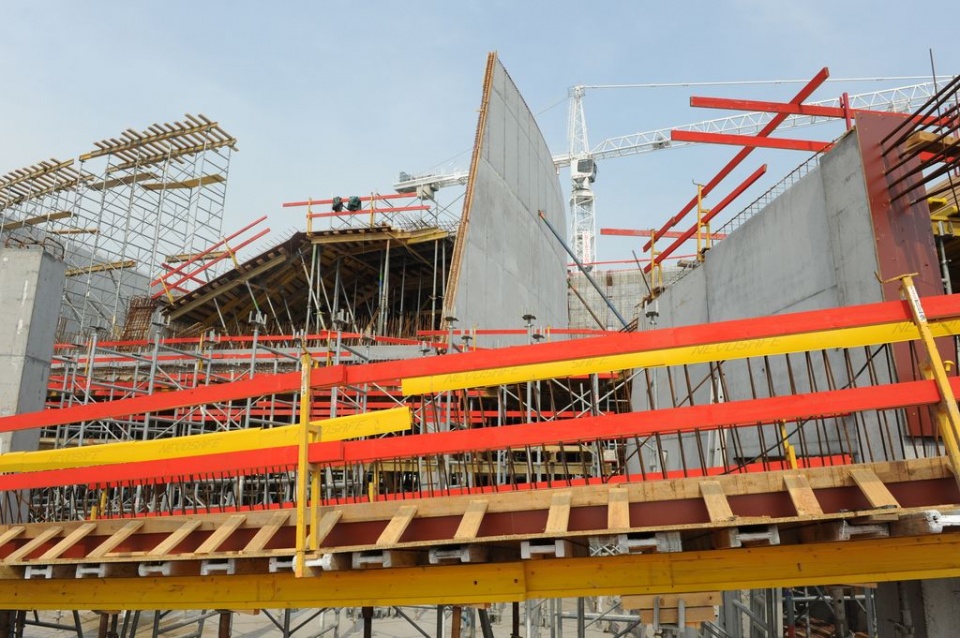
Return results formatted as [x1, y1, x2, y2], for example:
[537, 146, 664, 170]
[394, 82, 940, 263]
[568, 85, 597, 265]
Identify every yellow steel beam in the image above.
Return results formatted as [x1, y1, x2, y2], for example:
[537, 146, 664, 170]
[3, 533, 960, 610]
[403, 319, 960, 394]
[0, 408, 411, 473]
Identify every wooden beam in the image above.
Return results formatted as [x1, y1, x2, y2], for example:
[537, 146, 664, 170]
[544, 492, 573, 535]
[242, 512, 291, 553]
[454, 501, 487, 541]
[4, 527, 63, 563]
[376, 506, 417, 546]
[7, 533, 960, 611]
[0, 527, 25, 549]
[699, 481, 736, 522]
[621, 591, 721, 610]
[313, 510, 343, 548]
[849, 468, 900, 510]
[783, 474, 824, 516]
[150, 520, 203, 556]
[194, 515, 246, 555]
[607, 487, 631, 531]
[87, 521, 144, 559]
[39, 523, 98, 561]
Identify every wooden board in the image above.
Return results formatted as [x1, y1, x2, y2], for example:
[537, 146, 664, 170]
[454, 501, 487, 541]
[544, 492, 572, 535]
[149, 520, 203, 556]
[849, 468, 900, 509]
[313, 510, 343, 548]
[39, 523, 97, 560]
[88, 521, 145, 560]
[5, 527, 63, 563]
[699, 481, 735, 522]
[243, 511, 290, 553]
[376, 506, 417, 546]
[783, 474, 824, 516]
[195, 515, 246, 554]
[607, 487, 631, 530]
[621, 591, 721, 610]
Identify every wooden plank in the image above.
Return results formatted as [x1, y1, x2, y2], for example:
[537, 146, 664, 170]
[454, 501, 488, 541]
[903, 131, 960, 160]
[312, 510, 343, 548]
[194, 515, 246, 555]
[699, 481, 736, 522]
[544, 492, 573, 535]
[242, 511, 290, 553]
[607, 487, 631, 530]
[39, 523, 98, 561]
[850, 468, 900, 509]
[149, 520, 203, 556]
[621, 591, 722, 610]
[376, 506, 417, 547]
[4, 526, 63, 563]
[638, 607, 718, 625]
[0, 527, 25, 551]
[783, 474, 824, 516]
[87, 521, 145, 559]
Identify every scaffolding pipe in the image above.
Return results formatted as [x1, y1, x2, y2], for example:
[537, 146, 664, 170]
[538, 210, 627, 328]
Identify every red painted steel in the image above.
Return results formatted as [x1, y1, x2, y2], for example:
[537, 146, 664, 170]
[856, 110, 951, 436]
[148, 216, 267, 287]
[650, 164, 768, 270]
[642, 67, 830, 252]
[7, 293, 960, 434]
[2, 376, 956, 492]
[601, 228, 727, 240]
[152, 227, 271, 299]
[670, 130, 831, 153]
[307, 205, 431, 218]
[282, 192, 415, 208]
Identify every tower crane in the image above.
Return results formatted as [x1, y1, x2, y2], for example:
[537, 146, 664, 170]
[394, 82, 940, 262]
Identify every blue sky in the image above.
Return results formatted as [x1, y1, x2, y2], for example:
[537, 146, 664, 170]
[3, 2, 957, 264]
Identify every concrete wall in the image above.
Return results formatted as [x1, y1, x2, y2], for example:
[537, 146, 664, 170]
[630, 129, 888, 467]
[0, 247, 65, 522]
[450, 55, 568, 344]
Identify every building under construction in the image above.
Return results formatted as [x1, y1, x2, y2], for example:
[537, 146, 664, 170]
[1, 52, 960, 637]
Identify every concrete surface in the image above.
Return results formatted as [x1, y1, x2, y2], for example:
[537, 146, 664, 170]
[0, 246, 65, 521]
[450, 55, 568, 345]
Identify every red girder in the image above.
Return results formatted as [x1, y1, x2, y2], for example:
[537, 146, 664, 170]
[642, 67, 830, 252]
[650, 164, 768, 269]
[601, 228, 727, 240]
[670, 130, 832, 153]
[6, 293, 960, 434]
[2, 376, 953, 492]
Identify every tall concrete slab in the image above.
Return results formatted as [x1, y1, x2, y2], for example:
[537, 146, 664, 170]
[0, 247, 65, 521]
[445, 53, 568, 340]
[630, 129, 890, 467]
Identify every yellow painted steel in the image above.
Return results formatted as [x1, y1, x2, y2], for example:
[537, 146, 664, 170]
[3, 534, 960, 610]
[295, 351, 312, 578]
[0, 408, 411, 473]
[898, 275, 960, 490]
[403, 319, 960, 394]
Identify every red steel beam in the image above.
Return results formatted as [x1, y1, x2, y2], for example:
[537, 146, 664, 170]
[148, 216, 266, 287]
[690, 95, 949, 128]
[601, 228, 727, 240]
[670, 130, 831, 153]
[283, 192, 415, 208]
[2, 376, 954, 492]
[643, 67, 830, 252]
[6, 293, 960, 435]
[649, 164, 767, 269]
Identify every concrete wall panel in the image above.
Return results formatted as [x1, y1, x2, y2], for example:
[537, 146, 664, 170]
[449, 54, 568, 343]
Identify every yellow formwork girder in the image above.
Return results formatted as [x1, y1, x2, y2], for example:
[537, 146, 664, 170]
[403, 319, 960, 394]
[2, 533, 960, 610]
[0, 407, 411, 473]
